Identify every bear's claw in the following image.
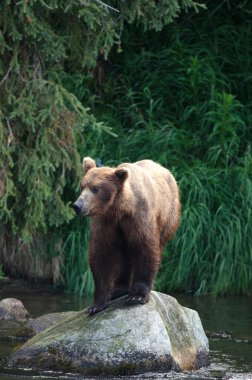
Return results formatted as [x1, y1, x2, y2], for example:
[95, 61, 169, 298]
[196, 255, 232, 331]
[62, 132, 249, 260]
[125, 295, 149, 305]
[86, 303, 107, 316]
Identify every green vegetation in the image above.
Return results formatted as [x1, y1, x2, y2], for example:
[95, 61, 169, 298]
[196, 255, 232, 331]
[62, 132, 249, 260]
[1, 1, 252, 296]
[0, 0, 201, 282]
[110, 13, 252, 295]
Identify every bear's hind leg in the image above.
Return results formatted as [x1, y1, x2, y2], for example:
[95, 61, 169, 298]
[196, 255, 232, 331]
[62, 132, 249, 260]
[111, 287, 129, 300]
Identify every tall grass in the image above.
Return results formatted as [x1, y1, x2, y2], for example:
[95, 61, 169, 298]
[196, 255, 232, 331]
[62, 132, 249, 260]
[62, 3, 252, 296]
[156, 154, 252, 295]
[62, 218, 94, 296]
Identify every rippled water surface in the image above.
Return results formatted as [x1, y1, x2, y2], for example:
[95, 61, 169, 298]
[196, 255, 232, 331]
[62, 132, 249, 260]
[0, 279, 251, 380]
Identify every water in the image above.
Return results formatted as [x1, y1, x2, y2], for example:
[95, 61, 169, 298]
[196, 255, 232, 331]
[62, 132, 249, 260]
[0, 279, 251, 380]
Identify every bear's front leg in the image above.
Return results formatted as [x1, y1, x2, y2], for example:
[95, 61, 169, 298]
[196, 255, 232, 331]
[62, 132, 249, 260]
[87, 263, 115, 316]
[87, 285, 111, 316]
[87, 237, 119, 316]
[126, 241, 160, 306]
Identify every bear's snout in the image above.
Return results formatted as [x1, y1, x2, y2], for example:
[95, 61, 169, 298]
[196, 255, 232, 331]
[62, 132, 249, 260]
[72, 200, 83, 215]
[72, 198, 91, 216]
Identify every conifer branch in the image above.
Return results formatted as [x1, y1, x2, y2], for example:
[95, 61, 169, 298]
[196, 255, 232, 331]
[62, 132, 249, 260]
[80, 0, 120, 13]
[0, 67, 12, 87]
[5, 117, 14, 146]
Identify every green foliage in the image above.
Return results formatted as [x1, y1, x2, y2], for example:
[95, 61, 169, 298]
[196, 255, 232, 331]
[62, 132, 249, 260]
[64, 2, 252, 296]
[0, 0, 113, 240]
[0, 1, 203, 291]
[1, 79, 89, 240]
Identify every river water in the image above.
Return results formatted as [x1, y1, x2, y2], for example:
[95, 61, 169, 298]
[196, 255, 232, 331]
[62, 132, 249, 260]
[0, 279, 251, 380]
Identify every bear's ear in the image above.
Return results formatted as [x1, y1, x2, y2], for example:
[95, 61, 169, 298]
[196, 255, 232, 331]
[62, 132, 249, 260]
[83, 157, 96, 175]
[115, 168, 128, 182]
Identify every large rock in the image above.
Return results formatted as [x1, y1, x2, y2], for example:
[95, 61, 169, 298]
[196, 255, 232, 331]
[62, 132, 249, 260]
[9, 292, 209, 375]
[0, 298, 29, 320]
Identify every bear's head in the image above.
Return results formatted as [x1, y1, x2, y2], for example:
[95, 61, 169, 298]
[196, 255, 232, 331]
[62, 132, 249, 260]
[72, 157, 128, 216]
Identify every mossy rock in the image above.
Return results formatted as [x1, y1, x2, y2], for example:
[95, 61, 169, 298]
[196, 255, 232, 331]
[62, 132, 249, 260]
[9, 292, 209, 375]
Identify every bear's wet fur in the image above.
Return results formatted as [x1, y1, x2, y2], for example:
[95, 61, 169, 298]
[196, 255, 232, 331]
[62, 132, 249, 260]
[73, 157, 181, 315]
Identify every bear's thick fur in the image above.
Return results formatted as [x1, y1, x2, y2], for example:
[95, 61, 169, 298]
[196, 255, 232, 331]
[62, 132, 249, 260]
[73, 157, 181, 315]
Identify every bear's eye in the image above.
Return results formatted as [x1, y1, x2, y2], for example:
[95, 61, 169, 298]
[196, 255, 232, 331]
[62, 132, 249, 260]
[91, 186, 99, 194]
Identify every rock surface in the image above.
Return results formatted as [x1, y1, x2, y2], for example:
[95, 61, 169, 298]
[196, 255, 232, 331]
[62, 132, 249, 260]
[26, 311, 78, 336]
[9, 292, 209, 375]
[0, 298, 29, 320]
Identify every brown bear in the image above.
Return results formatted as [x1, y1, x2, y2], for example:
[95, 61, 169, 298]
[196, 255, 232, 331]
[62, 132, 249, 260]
[72, 157, 181, 316]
